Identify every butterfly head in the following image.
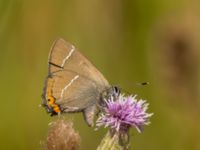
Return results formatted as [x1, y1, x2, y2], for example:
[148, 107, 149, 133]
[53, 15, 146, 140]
[101, 86, 121, 102]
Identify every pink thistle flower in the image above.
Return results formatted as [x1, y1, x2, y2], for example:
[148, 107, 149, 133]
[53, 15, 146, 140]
[96, 94, 153, 133]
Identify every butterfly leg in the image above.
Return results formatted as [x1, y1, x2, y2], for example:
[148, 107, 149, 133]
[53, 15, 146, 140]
[83, 105, 98, 127]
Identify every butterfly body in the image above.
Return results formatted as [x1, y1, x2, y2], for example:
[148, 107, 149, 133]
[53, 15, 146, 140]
[42, 38, 120, 126]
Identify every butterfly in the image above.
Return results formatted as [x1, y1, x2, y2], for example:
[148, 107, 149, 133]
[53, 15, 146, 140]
[42, 38, 120, 126]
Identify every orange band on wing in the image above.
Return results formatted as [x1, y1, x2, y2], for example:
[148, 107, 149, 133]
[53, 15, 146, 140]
[46, 78, 61, 114]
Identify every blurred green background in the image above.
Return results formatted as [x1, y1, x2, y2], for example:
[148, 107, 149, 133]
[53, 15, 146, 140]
[0, 0, 200, 149]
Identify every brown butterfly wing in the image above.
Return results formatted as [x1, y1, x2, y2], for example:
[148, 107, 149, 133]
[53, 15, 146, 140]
[48, 38, 109, 89]
[43, 38, 110, 126]
[50, 70, 100, 111]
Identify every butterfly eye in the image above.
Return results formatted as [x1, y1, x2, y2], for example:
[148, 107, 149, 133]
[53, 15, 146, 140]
[114, 86, 120, 94]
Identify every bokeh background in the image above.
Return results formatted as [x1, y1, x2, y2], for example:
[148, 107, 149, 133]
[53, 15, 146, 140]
[0, 0, 200, 149]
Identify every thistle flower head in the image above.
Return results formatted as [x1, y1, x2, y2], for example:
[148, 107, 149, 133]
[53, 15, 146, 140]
[96, 94, 153, 133]
[44, 119, 80, 150]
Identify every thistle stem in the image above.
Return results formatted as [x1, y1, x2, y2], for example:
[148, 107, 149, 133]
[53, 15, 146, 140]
[97, 132, 124, 150]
